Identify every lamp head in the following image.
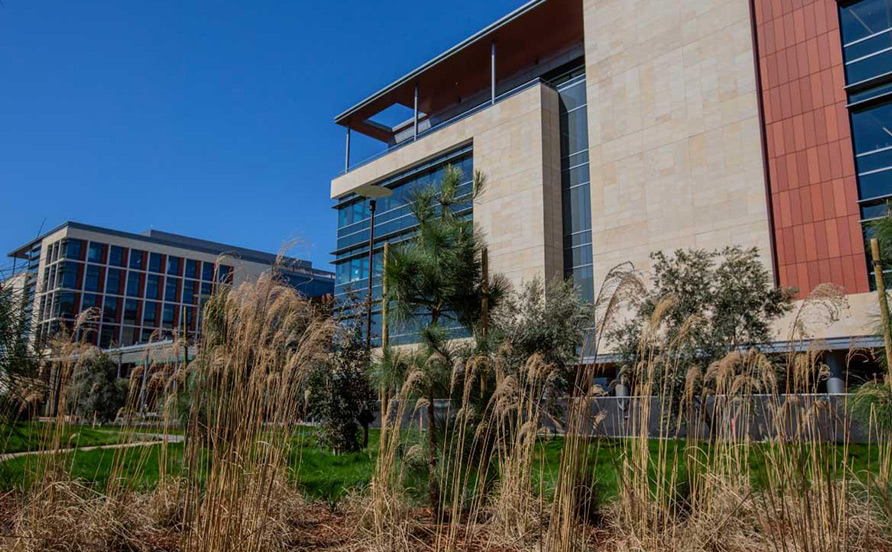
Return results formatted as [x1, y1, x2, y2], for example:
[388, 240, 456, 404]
[355, 184, 394, 199]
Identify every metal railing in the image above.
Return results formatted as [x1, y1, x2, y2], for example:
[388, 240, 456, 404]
[338, 77, 545, 176]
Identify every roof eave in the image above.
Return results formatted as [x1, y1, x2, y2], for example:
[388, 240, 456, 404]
[333, 0, 549, 126]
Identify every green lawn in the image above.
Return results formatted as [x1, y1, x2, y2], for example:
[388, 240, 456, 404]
[0, 422, 126, 455]
[0, 426, 884, 505]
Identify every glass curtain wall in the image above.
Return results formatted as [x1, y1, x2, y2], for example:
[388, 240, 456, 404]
[333, 146, 474, 346]
[839, 0, 892, 286]
[551, 66, 595, 303]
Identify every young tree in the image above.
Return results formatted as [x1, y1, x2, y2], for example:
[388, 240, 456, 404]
[609, 247, 794, 416]
[494, 277, 593, 400]
[384, 166, 507, 514]
[65, 351, 127, 424]
[306, 323, 375, 454]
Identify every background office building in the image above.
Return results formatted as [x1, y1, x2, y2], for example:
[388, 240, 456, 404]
[8, 222, 334, 349]
[331, 0, 892, 361]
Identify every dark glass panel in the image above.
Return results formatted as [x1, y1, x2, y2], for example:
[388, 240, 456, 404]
[862, 201, 891, 220]
[149, 253, 164, 273]
[103, 296, 119, 323]
[217, 265, 233, 284]
[165, 278, 180, 302]
[65, 239, 84, 260]
[201, 262, 215, 281]
[129, 249, 145, 270]
[106, 268, 124, 295]
[123, 299, 139, 324]
[182, 280, 196, 304]
[99, 325, 118, 348]
[162, 304, 175, 329]
[84, 265, 102, 292]
[143, 301, 159, 326]
[60, 261, 79, 290]
[167, 256, 181, 276]
[184, 259, 198, 279]
[55, 292, 77, 319]
[87, 242, 103, 263]
[146, 274, 162, 300]
[126, 271, 142, 298]
[109, 246, 125, 267]
[81, 293, 101, 312]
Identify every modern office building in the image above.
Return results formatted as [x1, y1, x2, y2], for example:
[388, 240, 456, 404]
[331, 0, 892, 363]
[7, 222, 334, 350]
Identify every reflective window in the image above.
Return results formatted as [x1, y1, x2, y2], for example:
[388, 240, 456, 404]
[201, 262, 215, 281]
[109, 246, 125, 267]
[185, 259, 198, 279]
[146, 274, 162, 300]
[149, 253, 164, 273]
[87, 242, 103, 263]
[84, 265, 102, 292]
[183, 280, 197, 304]
[126, 271, 142, 298]
[99, 325, 117, 348]
[143, 301, 159, 326]
[55, 292, 77, 319]
[82, 293, 101, 312]
[839, 1, 892, 289]
[103, 296, 119, 323]
[217, 265, 233, 284]
[106, 268, 124, 295]
[165, 278, 180, 302]
[123, 299, 140, 324]
[65, 239, 84, 260]
[840, 0, 892, 84]
[162, 304, 175, 329]
[167, 256, 181, 276]
[555, 70, 594, 304]
[141, 328, 156, 343]
[60, 261, 79, 290]
[129, 249, 145, 270]
[853, 101, 892, 204]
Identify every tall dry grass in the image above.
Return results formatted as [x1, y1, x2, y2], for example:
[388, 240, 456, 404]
[4, 263, 892, 552]
[5, 268, 334, 552]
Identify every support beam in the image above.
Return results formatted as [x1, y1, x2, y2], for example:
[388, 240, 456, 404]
[825, 353, 846, 394]
[344, 127, 351, 173]
[491, 41, 497, 104]
[413, 85, 419, 140]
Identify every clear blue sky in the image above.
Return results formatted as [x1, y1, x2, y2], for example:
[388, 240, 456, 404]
[0, 0, 525, 274]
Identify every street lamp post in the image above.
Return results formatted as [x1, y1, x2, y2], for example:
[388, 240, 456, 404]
[355, 185, 394, 351]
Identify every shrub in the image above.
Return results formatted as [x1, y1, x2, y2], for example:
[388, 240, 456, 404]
[306, 325, 375, 454]
[65, 351, 127, 423]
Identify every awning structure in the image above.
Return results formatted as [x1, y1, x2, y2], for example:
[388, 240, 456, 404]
[335, 0, 584, 143]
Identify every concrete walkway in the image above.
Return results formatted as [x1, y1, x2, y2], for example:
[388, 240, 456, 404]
[0, 433, 184, 463]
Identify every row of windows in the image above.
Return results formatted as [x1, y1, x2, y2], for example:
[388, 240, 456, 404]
[839, 0, 892, 287]
[43, 261, 218, 302]
[44, 292, 195, 326]
[35, 319, 193, 349]
[49, 238, 231, 281]
[336, 152, 473, 231]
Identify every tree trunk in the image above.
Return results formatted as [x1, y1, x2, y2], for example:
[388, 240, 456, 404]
[361, 420, 370, 449]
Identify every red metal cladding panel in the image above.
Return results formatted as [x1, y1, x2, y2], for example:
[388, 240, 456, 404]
[753, 0, 869, 298]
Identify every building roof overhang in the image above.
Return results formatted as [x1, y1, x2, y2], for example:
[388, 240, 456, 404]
[334, 0, 584, 141]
